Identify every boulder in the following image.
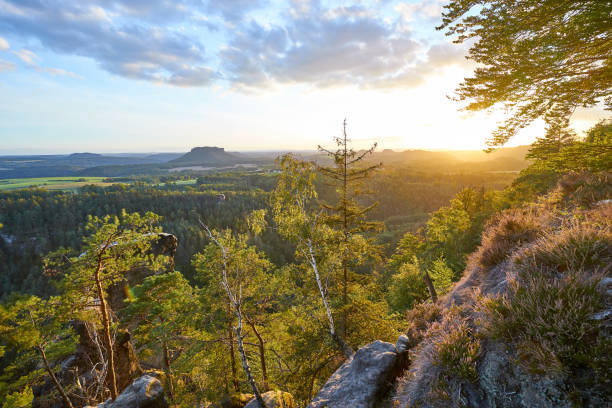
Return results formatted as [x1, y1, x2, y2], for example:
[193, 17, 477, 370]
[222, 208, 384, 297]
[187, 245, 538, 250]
[86, 375, 168, 408]
[307, 340, 399, 408]
[244, 391, 295, 408]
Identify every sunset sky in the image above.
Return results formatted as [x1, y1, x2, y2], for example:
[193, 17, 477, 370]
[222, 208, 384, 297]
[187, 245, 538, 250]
[0, 0, 605, 154]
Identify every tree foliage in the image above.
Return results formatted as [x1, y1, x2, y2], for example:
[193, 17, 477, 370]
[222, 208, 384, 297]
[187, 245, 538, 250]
[439, 0, 612, 148]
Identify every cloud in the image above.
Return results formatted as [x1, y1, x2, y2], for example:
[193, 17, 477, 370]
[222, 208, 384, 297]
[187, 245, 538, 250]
[13, 49, 37, 65]
[0, 37, 8, 51]
[0, 0, 212, 86]
[0, 0, 471, 89]
[11, 48, 79, 77]
[395, 0, 443, 23]
[220, 4, 421, 90]
[205, 0, 268, 22]
[0, 58, 15, 71]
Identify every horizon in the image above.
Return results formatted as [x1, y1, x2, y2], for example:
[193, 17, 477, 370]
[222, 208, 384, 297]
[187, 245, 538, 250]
[0, 144, 531, 157]
[0, 0, 606, 154]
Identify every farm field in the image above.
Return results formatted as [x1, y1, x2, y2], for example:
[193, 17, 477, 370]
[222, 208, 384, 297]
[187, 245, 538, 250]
[0, 177, 119, 191]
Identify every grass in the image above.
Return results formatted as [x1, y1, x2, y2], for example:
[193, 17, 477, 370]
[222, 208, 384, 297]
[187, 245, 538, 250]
[0, 177, 118, 191]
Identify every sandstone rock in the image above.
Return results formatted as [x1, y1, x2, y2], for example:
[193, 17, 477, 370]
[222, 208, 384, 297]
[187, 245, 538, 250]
[86, 375, 168, 408]
[307, 340, 398, 408]
[395, 334, 410, 354]
[244, 391, 295, 408]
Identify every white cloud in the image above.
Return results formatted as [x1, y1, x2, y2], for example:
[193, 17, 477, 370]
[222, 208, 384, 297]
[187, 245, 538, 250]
[13, 49, 37, 65]
[395, 0, 442, 23]
[0, 37, 9, 51]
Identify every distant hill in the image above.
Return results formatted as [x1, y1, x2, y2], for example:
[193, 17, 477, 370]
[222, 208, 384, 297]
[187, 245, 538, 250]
[169, 147, 239, 166]
[68, 152, 103, 159]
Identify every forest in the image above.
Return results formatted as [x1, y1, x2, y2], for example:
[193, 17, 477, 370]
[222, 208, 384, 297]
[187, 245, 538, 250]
[1, 0, 611, 407]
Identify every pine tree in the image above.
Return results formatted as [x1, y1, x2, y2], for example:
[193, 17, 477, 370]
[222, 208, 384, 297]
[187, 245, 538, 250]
[317, 119, 382, 338]
[55, 211, 166, 400]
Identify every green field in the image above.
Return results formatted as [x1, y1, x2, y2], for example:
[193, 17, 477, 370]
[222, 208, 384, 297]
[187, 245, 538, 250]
[0, 177, 118, 191]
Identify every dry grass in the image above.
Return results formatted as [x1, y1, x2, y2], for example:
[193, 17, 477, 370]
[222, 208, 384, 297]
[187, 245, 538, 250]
[476, 208, 546, 269]
[512, 222, 612, 277]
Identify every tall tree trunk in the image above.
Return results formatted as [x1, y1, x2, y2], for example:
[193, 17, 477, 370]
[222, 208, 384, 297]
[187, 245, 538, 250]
[235, 308, 267, 408]
[342, 120, 349, 340]
[246, 317, 269, 391]
[227, 299, 240, 392]
[94, 256, 118, 400]
[37, 344, 75, 408]
[307, 239, 353, 359]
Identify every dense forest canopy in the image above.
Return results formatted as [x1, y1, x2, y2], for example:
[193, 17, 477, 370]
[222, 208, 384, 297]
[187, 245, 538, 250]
[0, 0, 611, 407]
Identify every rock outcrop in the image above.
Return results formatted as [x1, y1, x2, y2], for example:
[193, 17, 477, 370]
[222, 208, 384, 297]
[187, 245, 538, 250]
[85, 375, 168, 408]
[244, 391, 295, 408]
[308, 340, 407, 408]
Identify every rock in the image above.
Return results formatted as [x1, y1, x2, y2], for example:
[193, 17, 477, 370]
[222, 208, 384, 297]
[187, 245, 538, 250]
[479, 345, 571, 408]
[212, 393, 254, 408]
[308, 341, 399, 408]
[86, 375, 168, 408]
[244, 391, 295, 408]
[395, 334, 410, 354]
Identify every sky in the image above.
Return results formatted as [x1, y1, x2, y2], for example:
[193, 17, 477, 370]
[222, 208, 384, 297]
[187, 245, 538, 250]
[0, 0, 606, 154]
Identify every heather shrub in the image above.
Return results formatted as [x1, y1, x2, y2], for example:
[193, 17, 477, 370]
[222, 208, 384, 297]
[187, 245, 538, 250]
[404, 301, 441, 348]
[483, 272, 611, 385]
[557, 171, 612, 208]
[477, 209, 544, 268]
[432, 319, 480, 382]
[513, 224, 612, 275]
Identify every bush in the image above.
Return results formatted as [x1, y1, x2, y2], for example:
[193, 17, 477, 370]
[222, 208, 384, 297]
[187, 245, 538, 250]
[483, 272, 611, 385]
[404, 301, 441, 348]
[477, 209, 544, 268]
[432, 319, 480, 382]
[513, 224, 612, 276]
[557, 171, 612, 208]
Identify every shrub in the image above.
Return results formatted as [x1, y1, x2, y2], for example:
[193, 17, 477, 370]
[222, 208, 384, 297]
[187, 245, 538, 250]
[404, 302, 441, 348]
[483, 272, 611, 385]
[432, 319, 480, 382]
[477, 209, 544, 268]
[513, 224, 612, 276]
[557, 171, 612, 208]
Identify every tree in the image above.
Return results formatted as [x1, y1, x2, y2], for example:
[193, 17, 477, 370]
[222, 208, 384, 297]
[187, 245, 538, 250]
[272, 154, 353, 358]
[439, 0, 612, 148]
[0, 296, 76, 408]
[198, 225, 269, 408]
[527, 119, 577, 163]
[56, 211, 166, 400]
[317, 119, 382, 337]
[123, 271, 197, 403]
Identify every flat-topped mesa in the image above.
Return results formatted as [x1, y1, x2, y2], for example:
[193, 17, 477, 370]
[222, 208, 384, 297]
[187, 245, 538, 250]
[169, 146, 238, 166]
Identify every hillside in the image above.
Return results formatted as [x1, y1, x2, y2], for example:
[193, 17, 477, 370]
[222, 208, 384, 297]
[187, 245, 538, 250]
[390, 172, 612, 407]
